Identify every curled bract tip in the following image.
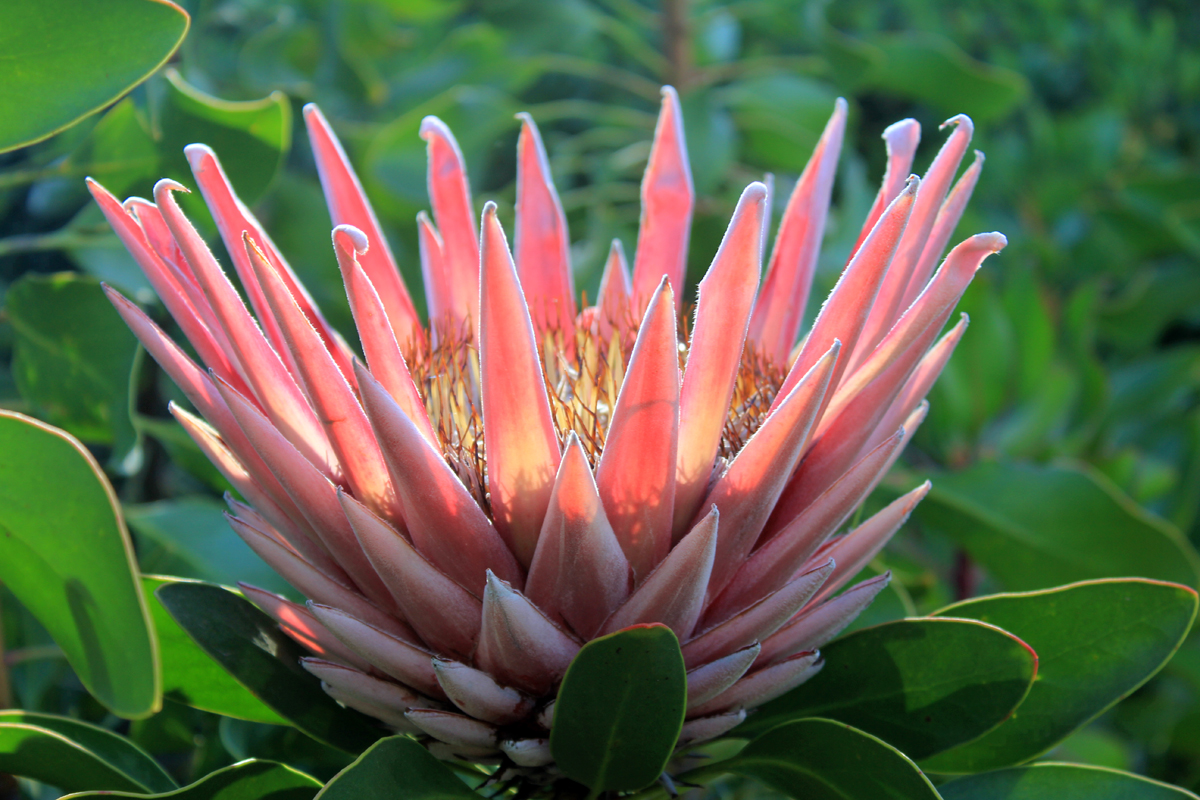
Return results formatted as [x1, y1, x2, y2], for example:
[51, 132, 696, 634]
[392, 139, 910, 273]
[419, 115, 453, 141]
[901, 175, 920, 194]
[183, 142, 216, 167]
[333, 224, 370, 255]
[301, 102, 320, 119]
[882, 118, 921, 146]
[153, 177, 190, 196]
[741, 181, 769, 204]
[974, 231, 1008, 252]
[940, 113, 974, 132]
[482, 200, 499, 218]
[973, 149, 986, 165]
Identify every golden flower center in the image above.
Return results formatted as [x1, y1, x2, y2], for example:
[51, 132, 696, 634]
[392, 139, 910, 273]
[403, 314, 786, 516]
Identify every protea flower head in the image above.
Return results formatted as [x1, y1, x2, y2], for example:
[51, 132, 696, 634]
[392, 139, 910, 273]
[90, 86, 1003, 773]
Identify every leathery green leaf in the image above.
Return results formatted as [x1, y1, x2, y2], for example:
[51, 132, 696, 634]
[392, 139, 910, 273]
[913, 461, 1200, 591]
[0, 0, 188, 152]
[0, 412, 159, 718]
[938, 762, 1200, 799]
[155, 580, 384, 753]
[551, 624, 687, 792]
[6, 273, 140, 461]
[737, 618, 1037, 759]
[923, 579, 1199, 773]
[145, 576, 288, 725]
[130, 501, 295, 597]
[159, 68, 291, 206]
[0, 713, 174, 793]
[316, 735, 479, 799]
[60, 759, 321, 800]
[0, 710, 174, 792]
[707, 718, 940, 800]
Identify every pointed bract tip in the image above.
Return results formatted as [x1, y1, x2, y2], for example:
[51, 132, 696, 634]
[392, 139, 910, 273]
[484, 569, 511, 597]
[901, 175, 921, 194]
[973, 149, 986, 165]
[333, 224, 370, 255]
[241, 232, 270, 265]
[515, 111, 534, 126]
[834, 97, 848, 113]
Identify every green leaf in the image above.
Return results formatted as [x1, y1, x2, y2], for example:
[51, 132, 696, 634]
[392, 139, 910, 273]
[145, 576, 288, 725]
[0, 0, 188, 152]
[912, 461, 1200, 591]
[133, 413, 233, 493]
[737, 618, 1037, 759]
[551, 624, 687, 792]
[0, 711, 175, 792]
[713, 718, 940, 800]
[6, 273, 140, 460]
[0, 714, 175, 793]
[718, 75, 839, 172]
[860, 33, 1029, 122]
[316, 735, 479, 799]
[155, 580, 384, 753]
[923, 579, 1199, 772]
[938, 762, 1200, 800]
[0, 723, 145, 793]
[58, 99, 160, 199]
[60, 759, 321, 800]
[841, 565, 915, 637]
[159, 68, 291, 206]
[0, 411, 159, 718]
[129, 500, 294, 597]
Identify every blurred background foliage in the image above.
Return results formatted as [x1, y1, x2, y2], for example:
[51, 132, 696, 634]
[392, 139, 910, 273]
[0, 0, 1198, 794]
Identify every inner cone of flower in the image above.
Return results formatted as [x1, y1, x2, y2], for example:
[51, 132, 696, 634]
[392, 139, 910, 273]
[91, 87, 1004, 769]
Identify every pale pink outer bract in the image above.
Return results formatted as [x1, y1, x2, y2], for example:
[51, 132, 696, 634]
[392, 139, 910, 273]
[93, 85, 1004, 771]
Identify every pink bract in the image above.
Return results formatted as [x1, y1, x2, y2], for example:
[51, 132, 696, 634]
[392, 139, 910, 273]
[92, 86, 1004, 771]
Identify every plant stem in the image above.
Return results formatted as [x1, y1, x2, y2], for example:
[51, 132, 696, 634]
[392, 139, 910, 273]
[0, 229, 112, 257]
[662, 0, 692, 91]
[0, 587, 11, 709]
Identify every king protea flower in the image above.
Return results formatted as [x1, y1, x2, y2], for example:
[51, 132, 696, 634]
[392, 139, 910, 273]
[90, 87, 1003, 771]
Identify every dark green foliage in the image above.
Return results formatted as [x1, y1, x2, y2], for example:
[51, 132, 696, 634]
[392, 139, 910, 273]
[737, 618, 1038, 757]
